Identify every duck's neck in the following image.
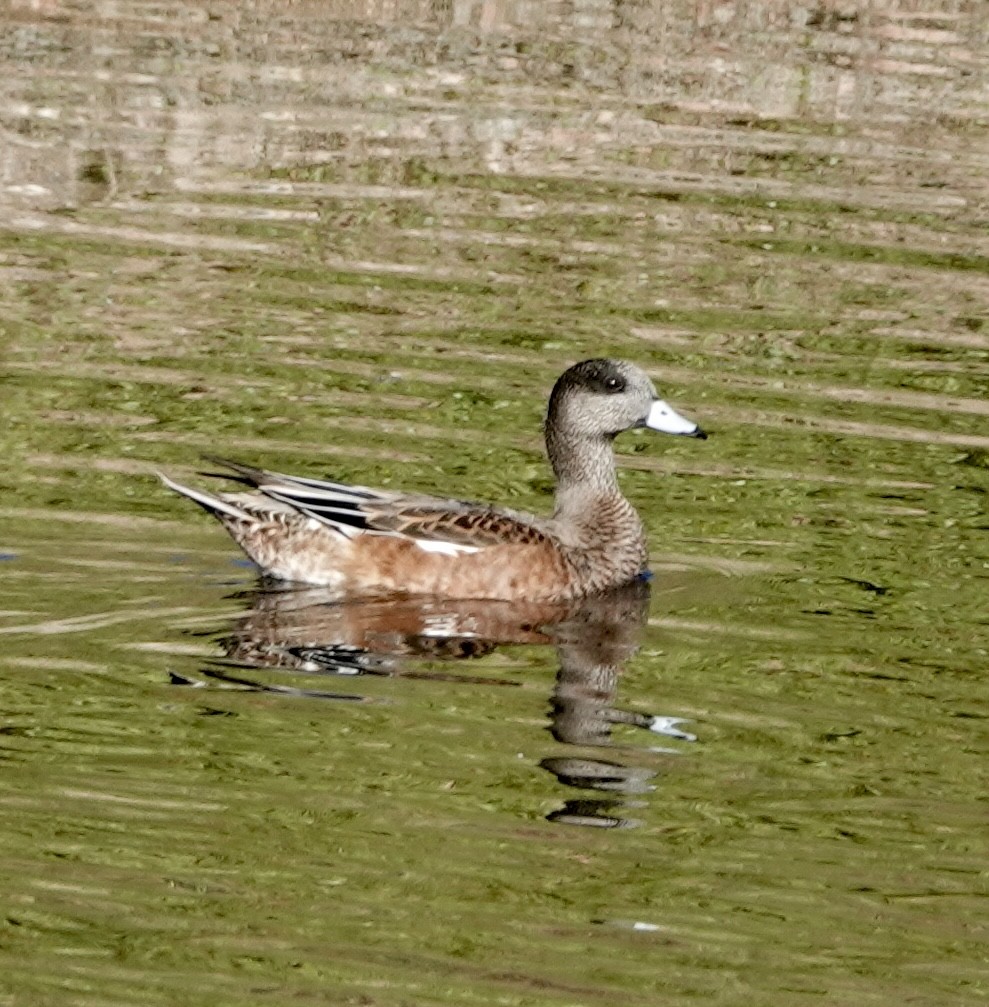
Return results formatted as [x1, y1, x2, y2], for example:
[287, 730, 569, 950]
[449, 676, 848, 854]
[547, 427, 648, 585]
[548, 429, 621, 518]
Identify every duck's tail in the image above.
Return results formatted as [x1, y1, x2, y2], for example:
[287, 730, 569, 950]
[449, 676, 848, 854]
[158, 472, 253, 522]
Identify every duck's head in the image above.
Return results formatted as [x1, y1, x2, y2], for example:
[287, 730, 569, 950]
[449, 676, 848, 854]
[547, 358, 706, 442]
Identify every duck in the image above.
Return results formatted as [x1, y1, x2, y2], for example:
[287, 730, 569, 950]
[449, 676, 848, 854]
[160, 358, 705, 601]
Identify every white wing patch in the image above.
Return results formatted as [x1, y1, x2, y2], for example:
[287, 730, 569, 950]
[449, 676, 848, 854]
[413, 539, 482, 557]
[421, 615, 480, 638]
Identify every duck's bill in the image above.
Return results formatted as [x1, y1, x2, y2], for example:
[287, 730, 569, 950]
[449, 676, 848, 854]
[644, 399, 707, 439]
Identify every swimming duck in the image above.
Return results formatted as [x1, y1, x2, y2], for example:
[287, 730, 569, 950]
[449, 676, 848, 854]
[160, 358, 705, 601]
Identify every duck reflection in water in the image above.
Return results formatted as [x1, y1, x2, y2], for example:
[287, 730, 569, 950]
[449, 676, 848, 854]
[184, 576, 694, 830]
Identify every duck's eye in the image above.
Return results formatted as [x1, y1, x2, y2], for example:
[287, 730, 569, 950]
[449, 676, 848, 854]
[603, 375, 625, 393]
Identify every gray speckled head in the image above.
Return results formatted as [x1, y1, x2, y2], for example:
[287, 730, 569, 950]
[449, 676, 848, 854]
[547, 359, 659, 439]
[545, 359, 704, 490]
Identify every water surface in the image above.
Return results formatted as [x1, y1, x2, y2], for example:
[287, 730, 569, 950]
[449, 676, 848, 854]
[1, 2, 987, 1004]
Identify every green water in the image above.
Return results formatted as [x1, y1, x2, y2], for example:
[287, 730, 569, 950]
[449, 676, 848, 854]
[1, 3, 987, 1004]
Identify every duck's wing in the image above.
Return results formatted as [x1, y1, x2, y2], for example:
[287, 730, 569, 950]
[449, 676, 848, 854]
[354, 496, 552, 549]
[203, 456, 552, 550]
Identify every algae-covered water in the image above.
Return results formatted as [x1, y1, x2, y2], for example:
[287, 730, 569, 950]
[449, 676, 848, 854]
[1, 2, 987, 1004]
